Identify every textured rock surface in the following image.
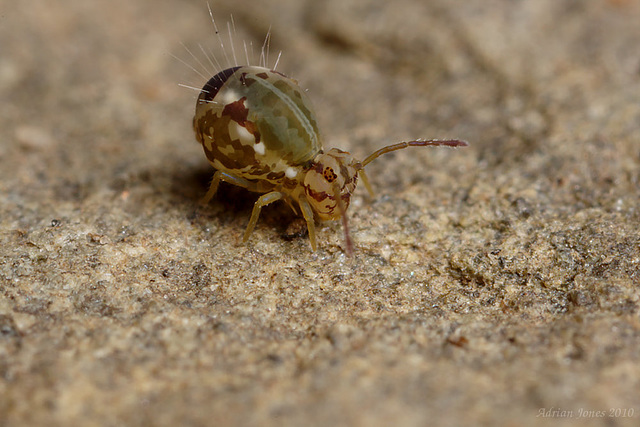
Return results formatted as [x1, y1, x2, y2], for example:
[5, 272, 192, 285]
[1, 0, 639, 426]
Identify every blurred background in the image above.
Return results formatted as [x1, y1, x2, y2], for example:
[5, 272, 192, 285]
[2, 1, 639, 426]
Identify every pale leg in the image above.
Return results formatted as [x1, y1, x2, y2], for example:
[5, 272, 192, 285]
[358, 170, 375, 198]
[298, 196, 317, 251]
[243, 191, 286, 242]
[201, 171, 259, 205]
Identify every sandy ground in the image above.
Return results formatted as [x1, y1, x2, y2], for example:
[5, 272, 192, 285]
[1, 0, 640, 426]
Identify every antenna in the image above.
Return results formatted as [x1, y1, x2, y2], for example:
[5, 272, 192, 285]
[361, 139, 468, 168]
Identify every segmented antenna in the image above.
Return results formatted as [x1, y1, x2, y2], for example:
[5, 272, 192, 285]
[361, 139, 469, 168]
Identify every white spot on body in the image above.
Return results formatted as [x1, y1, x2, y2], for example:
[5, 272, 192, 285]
[285, 167, 298, 179]
[254, 142, 266, 155]
[235, 124, 253, 143]
[222, 90, 239, 105]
